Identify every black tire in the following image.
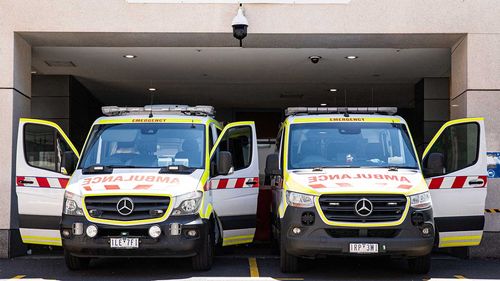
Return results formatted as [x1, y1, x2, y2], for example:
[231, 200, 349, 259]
[280, 235, 298, 273]
[408, 254, 431, 274]
[64, 250, 90, 270]
[192, 225, 214, 271]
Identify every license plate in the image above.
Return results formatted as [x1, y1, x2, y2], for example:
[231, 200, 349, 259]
[110, 237, 139, 249]
[349, 243, 379, 254]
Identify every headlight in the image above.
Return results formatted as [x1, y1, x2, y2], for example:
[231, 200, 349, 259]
[410, 192, 432, 209]
[63, 191, 84, 216]
[171, 191, 203, 216]
[286, 191, 315, 208]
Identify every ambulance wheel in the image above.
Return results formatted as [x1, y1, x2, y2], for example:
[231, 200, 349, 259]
[192, 227, 214, 270]
[64, 250, 90, 270]
[280, 238, 298, 273]
[407, 254, 431, 274]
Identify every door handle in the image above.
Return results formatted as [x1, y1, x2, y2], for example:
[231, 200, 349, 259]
[469, 179, 484, 185]
[18, 180, 34, 184]
[246, 181, 258, 185]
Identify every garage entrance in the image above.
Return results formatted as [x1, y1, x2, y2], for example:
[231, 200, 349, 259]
[29, 42, 452, 158]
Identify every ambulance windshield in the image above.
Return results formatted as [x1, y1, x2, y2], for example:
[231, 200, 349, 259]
[288, 122, 418, 170]
[79, 123, 205, 169]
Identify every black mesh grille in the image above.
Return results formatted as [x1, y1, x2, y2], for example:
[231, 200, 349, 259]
[318, 194, 406, 223]
[326, 228, 400, 238]
[85, 196, 170, 221]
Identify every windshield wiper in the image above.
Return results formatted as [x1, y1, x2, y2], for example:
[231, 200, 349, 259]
[311, 165, 360, 171]
[159, 165, 196, 174]
[82, 165, 140, 174]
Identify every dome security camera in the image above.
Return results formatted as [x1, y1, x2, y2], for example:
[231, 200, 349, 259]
[309, 56, 322, 64]
[232, 6, 248, 47]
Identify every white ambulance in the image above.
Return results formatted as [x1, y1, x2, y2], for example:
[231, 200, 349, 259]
[15, 105, 260, 270]
[266, 107, 487, 273]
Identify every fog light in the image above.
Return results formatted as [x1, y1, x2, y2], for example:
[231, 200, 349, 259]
[292, 227, 301, 235]
[72, 223, 83, 236]
[149, 225, 162, 238]
[86, 225, 98, 238]
[187, 229, 198, 237]
[62, 229, 71, 238]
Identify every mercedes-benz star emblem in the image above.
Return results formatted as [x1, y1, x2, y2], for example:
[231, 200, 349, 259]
[355, 198, 373, 217]
[117, 197, 134, 216]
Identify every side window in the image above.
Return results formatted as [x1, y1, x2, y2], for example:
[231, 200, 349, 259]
[24, 124, 58, 172]
[218, 126, 252, 171]
[424, 122, 479, 175]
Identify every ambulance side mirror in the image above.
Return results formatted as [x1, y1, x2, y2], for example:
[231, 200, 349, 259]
[217, 151, 234, 176]
[423, 152, 445, 177]
[265, 153, 281, 177]
[62, 151, 78, 175]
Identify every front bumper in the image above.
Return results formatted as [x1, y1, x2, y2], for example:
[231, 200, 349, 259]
[281, 206, 434, 258]
[61, 214, 208, 258]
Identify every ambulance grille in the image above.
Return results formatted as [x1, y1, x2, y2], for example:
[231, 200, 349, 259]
[84, 196, 170, 221]
[318, 194, 406, 223]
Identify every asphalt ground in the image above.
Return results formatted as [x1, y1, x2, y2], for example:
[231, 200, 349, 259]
[1, 245, 500, 281]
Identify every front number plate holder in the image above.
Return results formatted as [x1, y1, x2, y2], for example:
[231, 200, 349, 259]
[349, 243, 379, 254]
[110, 237, 139, 249]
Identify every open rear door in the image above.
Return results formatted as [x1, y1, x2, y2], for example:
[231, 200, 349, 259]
[209, 121, 259, 246]
[16, 118, 79, 246]
[422, 118, 487, 248]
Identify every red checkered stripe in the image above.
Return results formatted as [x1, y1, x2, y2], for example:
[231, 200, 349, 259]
[428, 175, 488, 189]
[16, 176, 69, 189]
[82, 184, 153, 192]
[309, 182, 413, 189]
[205, 177, 259, 190]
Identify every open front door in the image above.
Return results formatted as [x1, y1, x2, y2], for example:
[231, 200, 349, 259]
[16, 118, 79, 246]
[422, 118, 487, 248]
[209, 121, 259, 246]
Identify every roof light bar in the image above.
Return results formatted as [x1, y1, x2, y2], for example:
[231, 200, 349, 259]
[102, 104, 215, 117]
[285, 107, 398, 116]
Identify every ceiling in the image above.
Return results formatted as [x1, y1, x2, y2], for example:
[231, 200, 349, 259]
[32, 47, 451, 108]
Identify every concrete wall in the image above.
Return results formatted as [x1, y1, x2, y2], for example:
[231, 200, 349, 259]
[414, 78, 450, 155]
[31, 75, 102, 150]
[0, 34, 31, 257]
[450, 34, 500, 257]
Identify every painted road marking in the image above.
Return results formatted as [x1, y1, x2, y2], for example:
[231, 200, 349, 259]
[248, 257, 259, 278]
[10, 275, 26, 279]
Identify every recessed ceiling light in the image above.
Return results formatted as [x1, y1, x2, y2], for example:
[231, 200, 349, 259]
[148, 88, 156, 91]
[31, 70, 37, 74]
[451, 104, 459, 107]
[330, 88, 337, 92]
[345, 55, 358, 60]
[320, 103, 327, 106]
[123, 54, 137, 59]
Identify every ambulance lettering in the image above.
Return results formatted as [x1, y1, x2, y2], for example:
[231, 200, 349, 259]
[308, 173, 411, 184]
[81, 175, 180, 185]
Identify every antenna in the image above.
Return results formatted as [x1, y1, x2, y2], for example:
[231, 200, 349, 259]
[148, 92, 155, 118]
